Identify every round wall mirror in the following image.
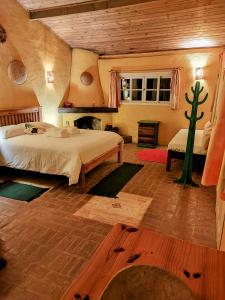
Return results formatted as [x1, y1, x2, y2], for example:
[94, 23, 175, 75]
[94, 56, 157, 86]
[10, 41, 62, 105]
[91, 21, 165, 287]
[80, 71, 93, 86]
[8, 60, 27, 85]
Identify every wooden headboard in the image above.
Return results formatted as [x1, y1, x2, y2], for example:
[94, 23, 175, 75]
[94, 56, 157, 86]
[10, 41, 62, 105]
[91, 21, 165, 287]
[0, 107, 42, 126]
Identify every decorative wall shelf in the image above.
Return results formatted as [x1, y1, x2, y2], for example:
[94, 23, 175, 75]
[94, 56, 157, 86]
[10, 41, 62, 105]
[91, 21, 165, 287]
[58, 107, 118, 113]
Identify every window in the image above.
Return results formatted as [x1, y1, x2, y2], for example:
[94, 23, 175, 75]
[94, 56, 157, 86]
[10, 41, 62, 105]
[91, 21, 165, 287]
[120, 72, 172, 104]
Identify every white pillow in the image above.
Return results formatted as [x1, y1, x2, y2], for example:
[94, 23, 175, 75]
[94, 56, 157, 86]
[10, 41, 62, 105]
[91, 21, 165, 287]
[0, 124, 25, 139]
[202, 121, 212, 150]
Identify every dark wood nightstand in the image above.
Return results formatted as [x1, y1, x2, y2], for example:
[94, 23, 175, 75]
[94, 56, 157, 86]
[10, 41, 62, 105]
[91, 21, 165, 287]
[138, 120, 160, 148]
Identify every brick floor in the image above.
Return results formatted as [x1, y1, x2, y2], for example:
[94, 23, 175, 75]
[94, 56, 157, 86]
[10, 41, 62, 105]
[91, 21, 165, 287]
[0, 144, 216, 300]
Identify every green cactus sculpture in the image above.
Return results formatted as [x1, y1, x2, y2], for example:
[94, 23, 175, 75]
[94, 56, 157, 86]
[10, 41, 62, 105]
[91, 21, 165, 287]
[175, 81, 208, 186]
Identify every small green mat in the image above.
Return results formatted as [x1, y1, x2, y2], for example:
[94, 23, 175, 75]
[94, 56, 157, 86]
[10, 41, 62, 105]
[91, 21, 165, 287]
[0, 181, 48, 202]
[88, 162, 143, 198]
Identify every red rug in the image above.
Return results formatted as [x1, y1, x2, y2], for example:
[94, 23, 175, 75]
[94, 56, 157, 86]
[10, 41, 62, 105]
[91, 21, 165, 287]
[136, 148, 168, 164]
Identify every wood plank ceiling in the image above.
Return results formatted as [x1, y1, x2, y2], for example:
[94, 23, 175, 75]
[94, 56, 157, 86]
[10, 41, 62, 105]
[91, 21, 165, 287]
[17, 0, 95, 10]
[18, 0, 225, 55]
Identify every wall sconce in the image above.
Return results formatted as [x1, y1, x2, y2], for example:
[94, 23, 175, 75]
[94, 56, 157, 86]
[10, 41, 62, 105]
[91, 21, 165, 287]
[195, 67, 204, 80]
[45, 71, 54, 84]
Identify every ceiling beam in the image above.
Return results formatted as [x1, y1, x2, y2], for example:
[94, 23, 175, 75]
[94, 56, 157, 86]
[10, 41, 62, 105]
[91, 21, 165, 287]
[30, 0, 157, 19]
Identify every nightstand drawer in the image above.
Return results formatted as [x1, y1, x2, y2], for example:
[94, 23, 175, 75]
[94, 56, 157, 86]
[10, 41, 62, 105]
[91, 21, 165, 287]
[138, 128, 155, 136]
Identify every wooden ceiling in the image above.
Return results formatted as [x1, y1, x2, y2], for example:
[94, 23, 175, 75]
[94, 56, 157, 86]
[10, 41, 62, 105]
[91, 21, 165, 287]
[18, 0, 225, 55]
[17, 0, 95, 10]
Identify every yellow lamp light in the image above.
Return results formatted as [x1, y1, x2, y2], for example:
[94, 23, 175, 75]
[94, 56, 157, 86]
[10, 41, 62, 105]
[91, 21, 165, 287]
[45, 71, 54, 84]
[195, 67, 204, 80]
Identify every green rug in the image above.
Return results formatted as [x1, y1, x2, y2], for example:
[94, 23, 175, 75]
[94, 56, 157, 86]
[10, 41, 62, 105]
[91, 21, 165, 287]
[88, 162, 143, 198]
[0, 181, 48, 202]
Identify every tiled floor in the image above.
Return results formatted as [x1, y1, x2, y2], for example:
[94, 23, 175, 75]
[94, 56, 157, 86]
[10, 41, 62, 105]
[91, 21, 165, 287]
[0, 144, 216, 300]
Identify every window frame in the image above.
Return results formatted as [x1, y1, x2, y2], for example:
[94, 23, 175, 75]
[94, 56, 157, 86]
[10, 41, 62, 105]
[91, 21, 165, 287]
[120, 71, 172, 105]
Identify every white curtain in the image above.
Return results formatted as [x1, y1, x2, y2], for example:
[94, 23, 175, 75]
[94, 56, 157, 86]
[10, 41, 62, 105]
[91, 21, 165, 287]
[108, 71, 120, 108]
[170, 68, 181, 110]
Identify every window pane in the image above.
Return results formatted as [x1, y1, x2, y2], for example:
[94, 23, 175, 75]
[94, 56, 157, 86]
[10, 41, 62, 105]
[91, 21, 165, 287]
[132, 78, 142, 89]
[159, 91, 170, 101]
[121, 89, 131, 101]
[160, 78, 171, 89]
[121, 78, 130, 89]
[146, 78, 158, 89]
[132, 90, 142, 101]
[146, 91, 157, 101]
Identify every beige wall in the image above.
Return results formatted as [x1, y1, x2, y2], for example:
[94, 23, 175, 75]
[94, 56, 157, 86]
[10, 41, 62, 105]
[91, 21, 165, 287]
[66, 49, 104, 107]
[99, 48, 222, 145]
[0, 0, 71, 125]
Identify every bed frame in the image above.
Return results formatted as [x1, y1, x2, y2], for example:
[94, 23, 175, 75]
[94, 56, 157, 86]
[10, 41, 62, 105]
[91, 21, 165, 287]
[80, 143, 122, 188]
[0, 107, 42, 126]
[166, 149, 206, 172]
[0, 107, 123, 188]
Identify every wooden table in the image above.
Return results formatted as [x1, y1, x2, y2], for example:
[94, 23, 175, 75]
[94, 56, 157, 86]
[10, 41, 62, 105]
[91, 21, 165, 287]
[61, 224, 225, 300]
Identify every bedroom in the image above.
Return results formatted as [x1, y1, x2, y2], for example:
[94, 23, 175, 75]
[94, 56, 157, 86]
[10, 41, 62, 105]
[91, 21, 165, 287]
[0, 0, 225, 299]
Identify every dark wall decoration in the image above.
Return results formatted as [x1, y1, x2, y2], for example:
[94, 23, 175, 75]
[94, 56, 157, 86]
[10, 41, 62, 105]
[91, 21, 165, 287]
[8, 60, 27, 85]
[80, 71, 93, 86]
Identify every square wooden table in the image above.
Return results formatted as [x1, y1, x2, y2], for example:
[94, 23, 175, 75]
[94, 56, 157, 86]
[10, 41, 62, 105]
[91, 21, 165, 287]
[61, 224, 225, 300]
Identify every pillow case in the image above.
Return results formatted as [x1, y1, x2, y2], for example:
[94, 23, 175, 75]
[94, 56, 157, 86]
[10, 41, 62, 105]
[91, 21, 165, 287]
[0, 122, 58, 139]
[202, 121, 213, 150]
[0, 124, 25, 139]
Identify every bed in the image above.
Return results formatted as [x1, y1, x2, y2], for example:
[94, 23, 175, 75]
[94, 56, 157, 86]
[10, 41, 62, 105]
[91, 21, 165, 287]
[166, 129, 207, 171]
[0, 107, 123, 187]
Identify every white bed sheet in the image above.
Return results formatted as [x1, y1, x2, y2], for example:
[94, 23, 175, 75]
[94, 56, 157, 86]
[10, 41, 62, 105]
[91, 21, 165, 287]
[168, 129, 207, 155]
[0, 129, 123, 185]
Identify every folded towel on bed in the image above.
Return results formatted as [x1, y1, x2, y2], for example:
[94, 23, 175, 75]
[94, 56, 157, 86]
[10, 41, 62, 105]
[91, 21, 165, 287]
[25, 123, 46, 135]
[24, 122, 55, 130]
[47, 127, 71, 138]
[66, 126, 80, 135]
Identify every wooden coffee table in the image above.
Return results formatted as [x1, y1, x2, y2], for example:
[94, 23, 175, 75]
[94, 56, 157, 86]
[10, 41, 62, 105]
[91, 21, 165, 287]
[61, 224, 225, 300]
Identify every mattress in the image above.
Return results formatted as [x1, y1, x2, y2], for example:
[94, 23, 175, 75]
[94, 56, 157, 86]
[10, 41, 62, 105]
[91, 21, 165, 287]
[168, 129, 207, 155]
[0, 129, 123, 185]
